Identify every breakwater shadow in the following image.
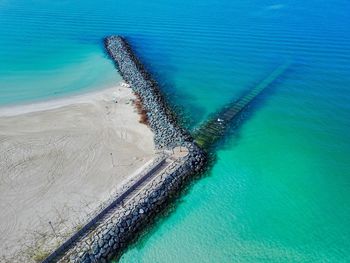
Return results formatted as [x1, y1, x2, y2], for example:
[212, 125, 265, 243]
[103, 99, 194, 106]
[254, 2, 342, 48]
[141, 63, 208, 130]
[162, 90, 208, 130]
[211, 65, 296, 152]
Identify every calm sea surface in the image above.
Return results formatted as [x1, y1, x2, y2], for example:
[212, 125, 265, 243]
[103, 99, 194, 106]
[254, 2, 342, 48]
[1, 0, 350, 262]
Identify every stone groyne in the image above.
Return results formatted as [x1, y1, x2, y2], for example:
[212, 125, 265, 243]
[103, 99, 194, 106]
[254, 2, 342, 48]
[105, 36, 192, 149]
[44, 36, 206, 263]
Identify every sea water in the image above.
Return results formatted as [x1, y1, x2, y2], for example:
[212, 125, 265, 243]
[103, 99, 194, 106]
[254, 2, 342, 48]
[1, 0, 350, 261]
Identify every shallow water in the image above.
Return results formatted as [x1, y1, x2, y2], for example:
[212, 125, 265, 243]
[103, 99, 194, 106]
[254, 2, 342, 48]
[1, 0, 350, 261]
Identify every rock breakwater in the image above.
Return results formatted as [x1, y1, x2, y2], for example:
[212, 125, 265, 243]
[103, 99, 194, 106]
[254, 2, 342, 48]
[104, 36, 192, 149]
[43, 36, 206, 263]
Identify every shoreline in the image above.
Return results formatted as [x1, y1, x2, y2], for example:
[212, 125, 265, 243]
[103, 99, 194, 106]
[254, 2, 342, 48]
[0, 83, 156, 262]
[0, 84, 127, 117]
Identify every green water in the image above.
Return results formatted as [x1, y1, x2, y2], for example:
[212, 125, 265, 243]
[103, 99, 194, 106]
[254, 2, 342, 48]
[120, 83, 350, 261]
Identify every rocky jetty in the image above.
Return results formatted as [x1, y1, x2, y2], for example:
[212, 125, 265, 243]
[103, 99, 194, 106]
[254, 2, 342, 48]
[43, 36, 206, 263]
[104, 36, 192, 149]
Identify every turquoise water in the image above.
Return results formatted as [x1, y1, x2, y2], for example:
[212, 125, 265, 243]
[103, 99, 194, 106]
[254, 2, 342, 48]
[1, 0, 350, 262]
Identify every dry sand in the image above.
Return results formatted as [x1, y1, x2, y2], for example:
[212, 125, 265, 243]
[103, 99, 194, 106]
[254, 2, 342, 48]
[0, 85, 156, 262]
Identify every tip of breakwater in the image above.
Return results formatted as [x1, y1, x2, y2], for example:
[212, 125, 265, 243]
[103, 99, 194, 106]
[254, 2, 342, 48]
[104, 36, 205, 153]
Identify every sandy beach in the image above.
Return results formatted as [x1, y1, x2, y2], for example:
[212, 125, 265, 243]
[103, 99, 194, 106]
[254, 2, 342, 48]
[0, 85, 155, 262]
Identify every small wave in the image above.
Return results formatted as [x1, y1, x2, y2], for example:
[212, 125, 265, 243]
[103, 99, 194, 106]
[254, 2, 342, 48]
[266, 4, 285, 10]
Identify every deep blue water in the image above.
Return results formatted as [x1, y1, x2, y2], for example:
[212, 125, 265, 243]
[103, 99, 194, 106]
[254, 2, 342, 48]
[1, 0, 350, 262]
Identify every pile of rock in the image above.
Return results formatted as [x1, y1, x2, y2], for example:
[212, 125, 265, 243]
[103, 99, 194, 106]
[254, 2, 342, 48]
[104, 36, 192, 149]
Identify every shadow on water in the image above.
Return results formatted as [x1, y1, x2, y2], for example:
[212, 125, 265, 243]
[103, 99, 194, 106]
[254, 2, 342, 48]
[123, 36, 209, 129]
[198, 62, 295, 152]
[211, 64, 297, 152]
[151, 76, 208, 130]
